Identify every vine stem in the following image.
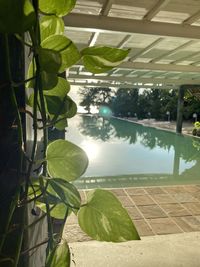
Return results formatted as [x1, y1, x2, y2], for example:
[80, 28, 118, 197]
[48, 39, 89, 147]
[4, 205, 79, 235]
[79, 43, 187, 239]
[32, 0, 54, 252]
[2, 34, 26, 267]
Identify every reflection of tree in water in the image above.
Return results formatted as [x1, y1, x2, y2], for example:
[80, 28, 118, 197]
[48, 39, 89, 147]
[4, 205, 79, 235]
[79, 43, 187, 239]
[78, 115, 115, 142]
[78, 115, 200, 163]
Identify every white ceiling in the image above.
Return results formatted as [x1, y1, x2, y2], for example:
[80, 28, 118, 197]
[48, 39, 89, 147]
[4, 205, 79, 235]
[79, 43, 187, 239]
[64, 0, 200, 89]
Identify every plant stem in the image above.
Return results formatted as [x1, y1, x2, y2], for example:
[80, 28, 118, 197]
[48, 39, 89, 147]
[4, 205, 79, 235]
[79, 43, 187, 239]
[32, 0, 54, 252]
[0, 34, 25, 264]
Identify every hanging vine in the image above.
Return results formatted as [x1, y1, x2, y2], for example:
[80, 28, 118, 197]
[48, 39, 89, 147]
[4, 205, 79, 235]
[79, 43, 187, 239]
[0, 1, 140, 266]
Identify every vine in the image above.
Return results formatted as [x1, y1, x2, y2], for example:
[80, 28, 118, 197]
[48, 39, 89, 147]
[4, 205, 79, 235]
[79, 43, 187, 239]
[0, 1, 140, 266]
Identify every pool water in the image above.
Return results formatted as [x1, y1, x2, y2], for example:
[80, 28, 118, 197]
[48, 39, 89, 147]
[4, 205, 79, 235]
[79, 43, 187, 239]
[65, 115, 200, 188]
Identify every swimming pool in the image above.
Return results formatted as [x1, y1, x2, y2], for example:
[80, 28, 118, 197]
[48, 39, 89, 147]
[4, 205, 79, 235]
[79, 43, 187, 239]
[65, 115, 200, 189]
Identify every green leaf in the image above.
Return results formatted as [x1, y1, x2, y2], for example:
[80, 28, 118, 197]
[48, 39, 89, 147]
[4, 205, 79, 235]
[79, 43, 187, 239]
[26, 61, 58, 90]
[81, 46, 130, 73]
[42, 35, 81, 72]
[41, 71, 58, 90]
[49, 178, 81, 209]
[40, 15, 64, 41]
[44, 77, 70, 95]
[37, 202, 68, 219]
[44, 95, 77, 118]
[53, 114, 68, 130]
[46, 139, 88, 181]
[78, 189, 140, 242]
[0, 0, 36, 33]
[38, 48, 62, 73]
[39, 0, 76, 17]
[46, 241, 70, 267]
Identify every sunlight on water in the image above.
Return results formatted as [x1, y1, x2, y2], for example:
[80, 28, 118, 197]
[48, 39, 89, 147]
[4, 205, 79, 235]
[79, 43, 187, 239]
[81, 140, 100, 161]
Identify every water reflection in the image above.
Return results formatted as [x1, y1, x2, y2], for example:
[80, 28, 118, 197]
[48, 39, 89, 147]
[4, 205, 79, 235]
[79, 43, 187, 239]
[66, 115, 200, 188]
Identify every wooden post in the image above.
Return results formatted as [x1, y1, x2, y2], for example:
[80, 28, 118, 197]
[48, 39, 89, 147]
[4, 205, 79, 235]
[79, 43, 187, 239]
[176, 85, 185, 134]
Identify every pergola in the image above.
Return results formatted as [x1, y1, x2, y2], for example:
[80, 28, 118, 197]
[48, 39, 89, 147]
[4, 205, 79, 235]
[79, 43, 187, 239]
[64, 0, 200, 132]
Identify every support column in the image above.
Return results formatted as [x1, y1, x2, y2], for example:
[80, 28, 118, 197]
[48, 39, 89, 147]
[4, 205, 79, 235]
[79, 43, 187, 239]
[176, 85, 185, 134]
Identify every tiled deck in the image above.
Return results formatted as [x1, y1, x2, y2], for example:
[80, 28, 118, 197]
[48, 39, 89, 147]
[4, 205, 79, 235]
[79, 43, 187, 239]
[63, 185, 200, 242]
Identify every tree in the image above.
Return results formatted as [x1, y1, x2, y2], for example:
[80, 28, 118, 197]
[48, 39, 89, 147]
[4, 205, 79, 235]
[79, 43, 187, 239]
[111, 88, 139, 117]
[79, 87, 113, 113]
[79, 87, 96, 113]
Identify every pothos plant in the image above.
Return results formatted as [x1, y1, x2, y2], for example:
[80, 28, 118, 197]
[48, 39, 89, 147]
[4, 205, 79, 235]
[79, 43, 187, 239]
[0, 0, 140, 266]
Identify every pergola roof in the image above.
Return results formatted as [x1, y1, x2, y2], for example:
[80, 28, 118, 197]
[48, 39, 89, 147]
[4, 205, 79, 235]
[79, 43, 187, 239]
[64, 0, 200, 89]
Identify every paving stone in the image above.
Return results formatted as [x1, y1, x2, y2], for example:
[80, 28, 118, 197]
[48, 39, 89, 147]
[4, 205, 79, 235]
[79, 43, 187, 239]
[126, 206, 143, 220]
[133, 219, 154, 236]
[64, 224, 92, 243]
[173, 216, 200, 232]
[150, 194, 177, 204]
[160, 203, 191, 217]
[171, 193, 198, 203]
[117, 195, 134, 207]
[137, 205, 167, 219]
[184, 185, 200, 193]
[125, 188, 147, 196]
[66, 213, 78, 225]
[145, 187, 165, 195]
[130, 195, 156, 206]
[109, 188, 126, 196]
[148, 217, 183, 235]
[182, 202, 200, 215]
[163, 186, 187, 194]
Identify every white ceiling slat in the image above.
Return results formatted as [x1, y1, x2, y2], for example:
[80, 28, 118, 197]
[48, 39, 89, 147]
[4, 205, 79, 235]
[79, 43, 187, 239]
[120, 61, 200, 73]
[68, 74, 200, 86]
[183, 9, 200, 25]
[69, 81, 175, 89]
[100, 0, 114, 16]
[66, 1, 200, 88]
[117, 34, 132, 48]
[64, 13, 200, 40]
[130, 37, 164, 61]
[88, 32, 99, 46]
[150, 40, 196, 63]
[171, 50, 200, 64]
[143, 0, 171, 21]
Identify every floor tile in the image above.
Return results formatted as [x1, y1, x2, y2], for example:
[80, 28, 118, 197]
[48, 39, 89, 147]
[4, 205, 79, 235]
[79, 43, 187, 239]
[125, 188, 147, 196]
[133, 219, 154, 236]
[163, 186, 187, 194]
[171, 193, 198, 203]
[109, 188, 126, 196]
[66, 213, 78, 225]
[173, 216, 200, 232]
[184, 185, 200, 193]
[137, 205, 167, 219]
[118, 195, 134, 207]
[130, 195, 155, 206]
[64, 224, 92, 242]
[182, 202, 200, 215]
[160, 203, 191, 217]
[150, 194, 177, 204]
[145, 187, 165, 194]
[126, 206, 143, 220]
[148, 218, 182, 235]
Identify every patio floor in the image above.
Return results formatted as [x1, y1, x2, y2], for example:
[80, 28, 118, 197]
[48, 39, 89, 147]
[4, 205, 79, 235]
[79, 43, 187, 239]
[63, 184, 200, 242]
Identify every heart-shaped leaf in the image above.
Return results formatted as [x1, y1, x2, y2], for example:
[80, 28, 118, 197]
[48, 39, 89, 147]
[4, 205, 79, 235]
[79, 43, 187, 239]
[46, 241, 70, 267]
[38, 48, 62, 73]
[78, 189, 140, 242]
[81, 46, 130, 73]
[39, 0, 76, 17]
[40, 15, 64, 41]
[48, 178, 81, 209]
[42, 35, 81, 72]
[46, 140, 88, 181]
